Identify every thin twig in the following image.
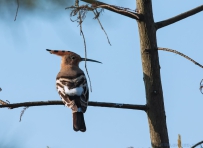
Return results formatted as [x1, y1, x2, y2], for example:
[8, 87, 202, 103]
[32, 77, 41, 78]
[191, 141, 203, 148]
[200, 79, 203, 94]
[156, 5, 203, 29]
[76, 1, 93, 92]
[0, 100, 148, 111]
[158, 47, 203, 69]
[19, 107, 28, 122]
[67, 5, 111, 46]
[80, 28, 92, 92]
[93, 10, 111, 45]
[14, 0, 19, 21]
[69, 1, 93, 92]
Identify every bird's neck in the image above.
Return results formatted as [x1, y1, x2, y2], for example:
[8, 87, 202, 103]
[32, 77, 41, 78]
[58, 64, 83, 78]
[61, 64, 80, 71]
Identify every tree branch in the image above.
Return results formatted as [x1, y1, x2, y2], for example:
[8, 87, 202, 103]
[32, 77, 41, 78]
[191, 141, 203, 148]
[0, 100, 148, 111]
[81, 0, 142, 20]
[158, 47, 203, 69]
[155, 5, 203, 29]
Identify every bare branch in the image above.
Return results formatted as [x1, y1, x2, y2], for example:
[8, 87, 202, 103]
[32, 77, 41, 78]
[156, 5, 203, 29]
[191, 141, 203, 148]
[158, 47, 203, 69]
[0, 100, 148, 111]
[81, 0, 142, 20]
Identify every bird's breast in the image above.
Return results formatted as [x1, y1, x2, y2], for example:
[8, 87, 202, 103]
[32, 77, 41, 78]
[64, 86, 83, 96]
[57, 71, 84, 79]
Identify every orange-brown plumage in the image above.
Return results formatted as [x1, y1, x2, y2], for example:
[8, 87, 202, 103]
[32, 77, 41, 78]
[46, 49, 101, 132]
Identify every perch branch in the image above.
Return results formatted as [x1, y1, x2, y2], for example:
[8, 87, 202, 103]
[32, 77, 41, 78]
[191, 141, 203, 148]
[156, 5, 203, 29]
[158, 47, 203, 69]
[81, 0, 142, 20]
[0, 100, 148, 111]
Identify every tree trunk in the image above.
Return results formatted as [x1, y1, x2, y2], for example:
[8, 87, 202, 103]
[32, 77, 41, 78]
[136, 0, 169, 147]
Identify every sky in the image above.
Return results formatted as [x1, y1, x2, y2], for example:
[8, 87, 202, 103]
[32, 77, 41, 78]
[0, 0, 203, 148]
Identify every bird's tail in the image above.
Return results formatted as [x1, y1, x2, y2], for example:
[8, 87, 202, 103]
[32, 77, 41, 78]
[73, 112, 86, 132]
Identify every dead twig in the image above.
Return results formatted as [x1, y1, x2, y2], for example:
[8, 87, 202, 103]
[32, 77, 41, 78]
[66, 1, 110, 92]
[79, 13, 93, 92]
[14, 0, 19, 21]
[93, 10, 111, 45]
[66, 4, 111, 47]
[66, 5, 93, 23]
[19, 107, 29, 122]
[200, 79, 203, 94]
[158, 47, 203, 69]
[75, 1, 93, 92]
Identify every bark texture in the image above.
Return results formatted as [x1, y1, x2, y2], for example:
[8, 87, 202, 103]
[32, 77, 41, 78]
[136, 0, 169, 147]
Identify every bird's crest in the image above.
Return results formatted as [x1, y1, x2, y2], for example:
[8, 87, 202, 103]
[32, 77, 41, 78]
[46, 49, 102, 64]
[46, 49, 76, 56]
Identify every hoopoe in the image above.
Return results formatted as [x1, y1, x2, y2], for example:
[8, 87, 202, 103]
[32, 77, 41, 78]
[46, 49, 101, 132]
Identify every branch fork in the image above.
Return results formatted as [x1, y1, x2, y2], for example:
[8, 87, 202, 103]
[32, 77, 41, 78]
[80, 0, 142, 20]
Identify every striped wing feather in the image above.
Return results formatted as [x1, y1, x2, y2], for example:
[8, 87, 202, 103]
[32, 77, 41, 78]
[56, 74, 89, 113]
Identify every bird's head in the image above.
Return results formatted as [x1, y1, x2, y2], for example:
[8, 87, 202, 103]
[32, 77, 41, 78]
[46, 49, 102, 66]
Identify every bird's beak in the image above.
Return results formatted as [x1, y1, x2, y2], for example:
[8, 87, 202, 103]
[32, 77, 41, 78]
[81, 58, 102, 64]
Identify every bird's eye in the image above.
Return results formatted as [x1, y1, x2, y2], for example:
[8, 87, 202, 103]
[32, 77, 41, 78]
[71, 56, 75, 60]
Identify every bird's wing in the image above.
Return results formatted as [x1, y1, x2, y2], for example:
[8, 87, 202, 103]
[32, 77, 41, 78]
[56, 74, 89, 113]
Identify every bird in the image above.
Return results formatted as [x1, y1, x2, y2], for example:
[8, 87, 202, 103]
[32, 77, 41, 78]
[46, 49, 101, 132]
